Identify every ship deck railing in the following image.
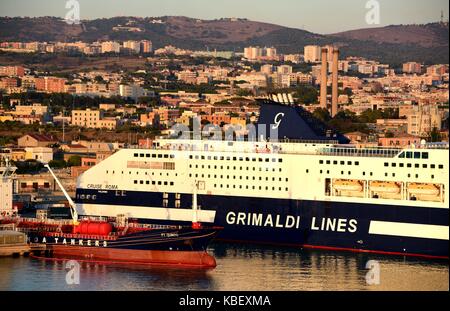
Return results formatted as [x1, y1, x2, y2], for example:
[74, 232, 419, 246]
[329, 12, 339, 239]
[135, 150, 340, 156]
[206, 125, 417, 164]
[317, 147, 402, 158]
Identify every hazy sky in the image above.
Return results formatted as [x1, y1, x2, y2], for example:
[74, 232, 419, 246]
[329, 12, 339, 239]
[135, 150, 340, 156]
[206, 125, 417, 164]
[0, 0, 448, 33]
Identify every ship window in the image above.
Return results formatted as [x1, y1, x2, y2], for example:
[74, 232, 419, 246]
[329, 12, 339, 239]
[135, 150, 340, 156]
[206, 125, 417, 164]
[415, 174, 418, 178]
[170, 155, 175, 159]
[347, 161, 352, 165]
[407, 164, 412, 168]
[320, 170, 322, 174]
[340, 161, 345, 165]
[134, 180, 137, 184]
[384, 162, 388, 167]
[327, 170, 330, 174]
[259, 158, 263, 162]
[201, 156, 205, 160]
[226, 157, 231, 161]
[431, 175, 434, 179]
[164, 155, 168, 159]
[164, 182, 168, 186]
[208, 156, 211, 160]
[399, 163, 404, 167]
[355, 161, 359, 166]
[306, 169, 309, 173]
[279, 159, 282, 163]
[134, 153, 138, 157]
[146, 181, 149, 185]
[140, 153, 144, 157]
[319, 160, 323, 164]
[408, 174, 411, 178]
[399, 152, 405, 158]
[146, 154, 150, 158]
[414, 164, 419, 168]
[423, 164, 427, 168]
[214, 156, 218, 160]
[158, 181, 162, 185]
[422, 152, 428, 159]
[152, 154, 156, 158]
[438, 164, 444, 169]
[385, 173, 388, 177]
[405, 152, 412, 158]
[333, 161, 337, 165]
[370, 172, 373, 176]
[341, 171, 344, 175]
[348, 171, 351, 175]
[363, 172, 366, 176]
[158, 154, 162, 158]
[391, 163, 396, 167]
[392, 173, 395, 177]
[220, 156, 224, 160]
[431, 164, 435, 169]
[189, 155, 193, 159]
[326, 160, 331, 164]
[414, 152, 420, 159]
[140, 180, 143, 184]
[245, 157, 250, 161]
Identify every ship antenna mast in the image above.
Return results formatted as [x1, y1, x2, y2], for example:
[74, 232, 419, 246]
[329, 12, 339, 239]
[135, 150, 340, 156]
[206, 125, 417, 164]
[44, 164, 79, 224]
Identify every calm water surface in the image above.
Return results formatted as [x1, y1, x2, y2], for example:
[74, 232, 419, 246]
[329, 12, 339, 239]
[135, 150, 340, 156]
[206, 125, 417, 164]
[0, 243, 448, 291]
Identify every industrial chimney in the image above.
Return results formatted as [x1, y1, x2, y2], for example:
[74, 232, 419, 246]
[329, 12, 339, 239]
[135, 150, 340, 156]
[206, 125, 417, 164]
[331, 48, 339, 117]
[319, 47, 328, 109]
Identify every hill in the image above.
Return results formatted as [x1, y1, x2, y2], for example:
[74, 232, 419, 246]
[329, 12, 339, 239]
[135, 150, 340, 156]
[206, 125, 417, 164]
[0, 16, 448, 65]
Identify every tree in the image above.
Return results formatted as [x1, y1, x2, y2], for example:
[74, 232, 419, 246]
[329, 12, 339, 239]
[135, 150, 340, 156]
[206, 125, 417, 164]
[313, 108, 331, 123]
[67, 155, 81, 167]
[385, 131, 395, 138]
[48, 159, 67, 168]
[294, 84, 318, 105]
[428, 127, 442, 142]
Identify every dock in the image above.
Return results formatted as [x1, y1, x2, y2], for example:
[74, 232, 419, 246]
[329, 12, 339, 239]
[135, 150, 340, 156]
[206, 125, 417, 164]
[0, 227, 46, 257]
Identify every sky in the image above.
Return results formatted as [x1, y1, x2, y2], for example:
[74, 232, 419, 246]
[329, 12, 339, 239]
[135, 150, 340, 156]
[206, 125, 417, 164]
[0, 0, 448, 34]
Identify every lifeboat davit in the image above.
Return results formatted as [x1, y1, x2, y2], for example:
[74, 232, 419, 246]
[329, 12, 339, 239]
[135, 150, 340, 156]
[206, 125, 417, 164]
[333, 180, 363, 191]
[408, 183, 440, 196]
[370, 181, 401, 193]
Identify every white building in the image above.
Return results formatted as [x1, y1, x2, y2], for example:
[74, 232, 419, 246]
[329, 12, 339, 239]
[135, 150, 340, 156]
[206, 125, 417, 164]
[407, 105, 442, 137]
[244, 46, 263, 60]
[119, 84, 146, 100]
[123, 40, 141, 53]
[25, 147, 53, 164]
[304, 45, 321, 63]
[101, 41, 121, 54]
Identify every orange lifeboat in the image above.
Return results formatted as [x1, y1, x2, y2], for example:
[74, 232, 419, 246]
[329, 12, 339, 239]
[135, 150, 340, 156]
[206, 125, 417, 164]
[333, 180, 363, 191]
[408, 183, 440, 196]
[370, 181, 401, 193]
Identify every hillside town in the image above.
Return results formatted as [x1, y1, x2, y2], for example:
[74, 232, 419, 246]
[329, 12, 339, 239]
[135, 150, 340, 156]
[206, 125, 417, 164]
[0, 40, 448, 215]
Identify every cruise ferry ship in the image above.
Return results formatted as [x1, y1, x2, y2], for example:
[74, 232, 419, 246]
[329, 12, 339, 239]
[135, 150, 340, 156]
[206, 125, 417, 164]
[73, 99, 449, 259]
